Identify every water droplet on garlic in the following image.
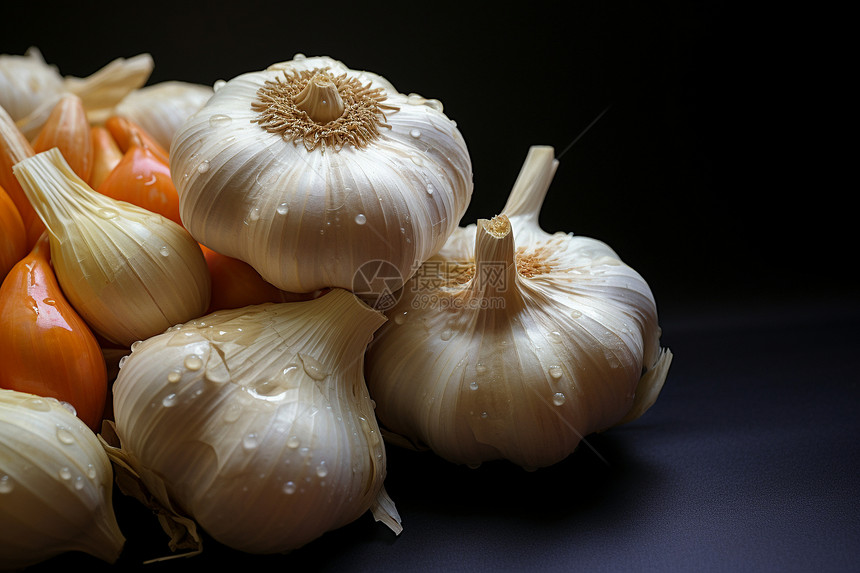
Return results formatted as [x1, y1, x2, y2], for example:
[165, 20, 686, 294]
[286, 435, 300, 449]
[410, 129, 421, 138]
[223, 403, 241, 423]
[548, 365, 563, 380]
[276, 202, 289, 215]
[162, 393, 177, 408]
[159, 246, 170, 257]
[56, 427, 75, 445]
[316, 462, 328, 478]
[354, 213, 367, 225]
[23, 397, 51, 412]
[197, 160, 210, 174]
[209, 114, 233, 127]
[243, 433, 260, 450]
[283, 481, 297, 494]
[552, 392, 567, 406]
[0, 475, 13, 494]
[184, 354, 203, 371]
[299, 353, 327, 380]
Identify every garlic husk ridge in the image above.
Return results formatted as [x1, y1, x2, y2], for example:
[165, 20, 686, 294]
[111, 289, 398, 554]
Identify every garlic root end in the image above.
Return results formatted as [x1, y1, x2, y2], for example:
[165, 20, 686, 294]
[617, 347, 673, 426]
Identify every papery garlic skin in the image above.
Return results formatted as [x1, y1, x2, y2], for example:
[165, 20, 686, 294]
[0, 389, 125, 569]
[0, 47, 64, 122]
[111, 289, 400, 554]
[13, 148, 211, 347]
[114, 81, 214, 150]
[365, 146, 672, 470]
[7, 52, 154, 141]
[171, 54, 473, 296]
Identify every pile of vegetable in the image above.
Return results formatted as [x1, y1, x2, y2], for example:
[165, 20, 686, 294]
[0, 49, 672, 568]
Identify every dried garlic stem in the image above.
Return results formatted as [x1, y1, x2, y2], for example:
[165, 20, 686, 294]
[294, 72, 345, 123]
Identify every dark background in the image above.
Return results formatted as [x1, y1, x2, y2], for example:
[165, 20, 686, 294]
[4, 2, 858, 572]
[5, 0, 853, 317]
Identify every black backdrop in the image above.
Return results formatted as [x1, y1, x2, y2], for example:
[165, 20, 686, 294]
[6, 0, 853, 317]
[4, 2, 858, 572]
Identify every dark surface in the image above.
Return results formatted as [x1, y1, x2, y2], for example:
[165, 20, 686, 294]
[5, 1, 857, 571]
[26, 296, 860, 572]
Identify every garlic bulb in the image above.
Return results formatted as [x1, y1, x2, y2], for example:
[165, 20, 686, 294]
[13, 147, 211, 347]
[114, 80, 214, 150]
[4, 50, 154, 140]
[0, 47, 64, 123]
[170, 54, 473, 298]
[0, 388, 125, 569]
[109, 288, 401, 555]
[365, 145, 673, 470]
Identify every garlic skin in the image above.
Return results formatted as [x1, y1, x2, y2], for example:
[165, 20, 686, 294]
[365, 146, 672, 470]
[114, 81, 214, 150]
[170, 54, 473, 297]
[110, 288, 401, 554]
[0, 388, 125, 569]
[13, 148, 211, 347]
[0, 47, 64, 123]
[3, 50, 154, 140]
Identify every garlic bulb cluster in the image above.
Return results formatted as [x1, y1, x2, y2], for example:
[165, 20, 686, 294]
[170, 54, 473, 297]
[0, 388, 125, 569]
[13, 147, 211, 347]
[109, 288, 400, 554]
[0, 47, 154, 139]
[114, 80, 214, 150]
[365, 146, 672, 470]
[0, 47, 64, 124]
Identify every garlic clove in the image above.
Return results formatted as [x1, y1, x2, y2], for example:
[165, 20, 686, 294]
[113, 80, 214, 151]
[12, 147, 211, 347]
[0, 388, 125, 569]
[109, 288, 400, 555]
[31, 92, 93, 183]
[365, 145, 672, 470]
[0, 103, 43, 247]
[88, 125, 124, 189]
[0, 184, 27, 282]
[170, 54, 473, 296]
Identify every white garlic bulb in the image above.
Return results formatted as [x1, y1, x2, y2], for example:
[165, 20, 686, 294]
[365, 145, 673, 470]
[0, 389, 125, 569]
[170, 54, 473, 298]
[0, 47, 64, 123]
[114, 80, 214, 150]
[110, 288, 401, 555]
